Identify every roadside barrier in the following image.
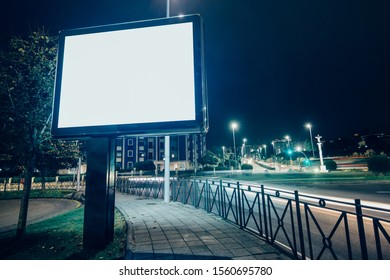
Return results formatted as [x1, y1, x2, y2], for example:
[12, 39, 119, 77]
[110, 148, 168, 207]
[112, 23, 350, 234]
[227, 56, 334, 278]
[117, 176, 390, 260]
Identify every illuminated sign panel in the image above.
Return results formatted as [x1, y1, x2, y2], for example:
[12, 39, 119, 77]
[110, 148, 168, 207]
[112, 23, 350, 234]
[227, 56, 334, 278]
[52, 15, 207, 138]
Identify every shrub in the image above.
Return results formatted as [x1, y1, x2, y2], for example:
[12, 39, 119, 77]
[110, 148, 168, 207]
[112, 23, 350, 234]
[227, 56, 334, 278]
[134, 160, 156, 171]
[367, 155, 390, 175]
[324, 159, 337, 171]
[241, 163, 253, 170]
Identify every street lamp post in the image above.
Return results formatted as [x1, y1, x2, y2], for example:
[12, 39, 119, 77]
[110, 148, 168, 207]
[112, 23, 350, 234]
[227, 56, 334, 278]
[271, 141, 276, 169]
[222, 146, 225, 166]
[285, 135, 292, 166]
[306, 123, 315, 158]
[231, 122, 238, 165]
[242, 138, 247, 158]
[263, 144, 267, 160]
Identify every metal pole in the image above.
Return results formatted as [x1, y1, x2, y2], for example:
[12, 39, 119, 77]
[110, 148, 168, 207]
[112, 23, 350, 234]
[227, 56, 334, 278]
[232, 127, 237, 163]
[164, 135, 170, 203]
[163, 0, 170, 203]
[237, 182, 243, 229]
[261, 185, 269, 241]
[355, 199, 368, 259]
[309, 126, 315, 158]
[294, 191, 306, 259]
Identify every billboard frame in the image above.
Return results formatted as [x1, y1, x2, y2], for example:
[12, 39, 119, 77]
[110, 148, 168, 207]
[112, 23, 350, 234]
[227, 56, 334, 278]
[51, 14, 208, 139]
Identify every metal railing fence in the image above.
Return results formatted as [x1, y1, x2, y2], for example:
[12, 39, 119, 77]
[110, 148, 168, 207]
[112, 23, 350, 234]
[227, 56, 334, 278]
[117, 176, 390, 260]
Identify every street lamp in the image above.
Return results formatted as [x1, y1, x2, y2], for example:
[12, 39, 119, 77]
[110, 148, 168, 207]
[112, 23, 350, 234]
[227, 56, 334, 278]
[263, 144, 267, 159]
[285, 135, 291, 148]
[305, 123, 315, 158]
[285, 135, 292, 165]
[242, 138, 247, 158]
[231, 122, 238, 164]
[222, 146, 225, 165]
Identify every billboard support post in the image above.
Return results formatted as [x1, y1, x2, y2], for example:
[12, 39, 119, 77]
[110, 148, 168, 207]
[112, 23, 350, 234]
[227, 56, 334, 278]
[83, 138, 116, 249]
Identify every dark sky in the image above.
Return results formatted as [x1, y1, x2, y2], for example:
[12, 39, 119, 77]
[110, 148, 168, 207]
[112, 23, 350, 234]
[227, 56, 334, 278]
[1, 0, 390, 148]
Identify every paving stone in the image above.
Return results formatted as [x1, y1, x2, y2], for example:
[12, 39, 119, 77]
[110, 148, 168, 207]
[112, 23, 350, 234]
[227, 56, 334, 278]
[190, 245, 210, 253]
[211, 249, 234, 258]
[169, 241, 188, 248]
[153, 242, 172, 250]
[228, 248, 251, 257]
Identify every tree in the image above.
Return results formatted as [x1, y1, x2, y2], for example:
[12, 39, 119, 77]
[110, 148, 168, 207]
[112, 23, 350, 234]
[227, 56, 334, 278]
[241, 163, 253, 170]
[198, 150, 221, 169]
[36, 139, 81, 189]
[324, 159, 337, 171]
[367, 155, 390, 175]
[0, 29, 79, 239]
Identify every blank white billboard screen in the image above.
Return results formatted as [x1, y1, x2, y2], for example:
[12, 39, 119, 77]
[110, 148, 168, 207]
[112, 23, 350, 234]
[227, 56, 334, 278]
[57, 22, 196, 128]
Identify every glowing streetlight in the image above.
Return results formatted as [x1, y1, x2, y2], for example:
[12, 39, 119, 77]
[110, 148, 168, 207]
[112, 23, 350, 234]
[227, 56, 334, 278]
[231, 122, 238, 163]
[305, 123, 315, 158]
[285, 135, 291, 148]
[242, 138, 247, 158]
[263, 144, 267, 159]
[222, 146, 225, 165]
[285, 135, 292, 165]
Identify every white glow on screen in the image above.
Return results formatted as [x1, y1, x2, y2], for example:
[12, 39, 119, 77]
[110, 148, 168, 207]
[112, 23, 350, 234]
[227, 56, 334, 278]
[58, 22, 196, 128]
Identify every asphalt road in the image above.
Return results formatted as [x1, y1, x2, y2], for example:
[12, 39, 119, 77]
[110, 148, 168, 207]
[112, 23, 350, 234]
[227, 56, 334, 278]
[0, 198, 81, 233]
[209, 171, 390, 206]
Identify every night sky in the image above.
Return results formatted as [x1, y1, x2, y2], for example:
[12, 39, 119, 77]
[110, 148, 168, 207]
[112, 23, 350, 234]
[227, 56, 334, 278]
[1, 0, 390, 148]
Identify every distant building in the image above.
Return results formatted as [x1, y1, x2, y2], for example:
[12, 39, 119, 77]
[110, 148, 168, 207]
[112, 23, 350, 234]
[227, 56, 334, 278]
[115, 134, 206, 172]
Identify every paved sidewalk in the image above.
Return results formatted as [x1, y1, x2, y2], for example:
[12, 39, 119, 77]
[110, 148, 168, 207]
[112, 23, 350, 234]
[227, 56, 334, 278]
[115, 192, 291, 260]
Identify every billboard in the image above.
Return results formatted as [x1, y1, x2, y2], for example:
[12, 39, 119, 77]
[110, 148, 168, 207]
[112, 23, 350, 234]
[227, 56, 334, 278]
[51, 14, 207, 138]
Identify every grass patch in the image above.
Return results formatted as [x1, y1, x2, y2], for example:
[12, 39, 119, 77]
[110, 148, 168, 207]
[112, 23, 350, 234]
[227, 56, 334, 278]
[0, 206, 127, 260]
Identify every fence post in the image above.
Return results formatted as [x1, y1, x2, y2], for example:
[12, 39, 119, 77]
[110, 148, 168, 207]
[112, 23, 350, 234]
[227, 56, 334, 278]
[261, 185, 269, 241]
[219, 180, 223, 217]
[194, 178, 198, 208]
[355, 199, 368, 260]
[237, 182, 243, 229]
[171, 179, 176, 201]
[205, 179, 209, 212]
[294, 191, 306, 260]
